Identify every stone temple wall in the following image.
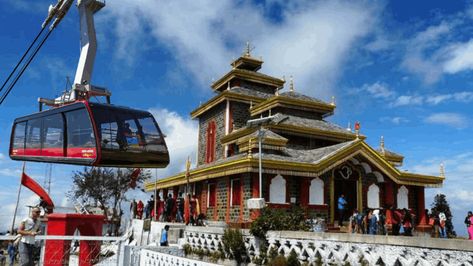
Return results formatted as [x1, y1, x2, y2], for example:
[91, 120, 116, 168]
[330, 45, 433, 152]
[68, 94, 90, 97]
[184, 226, 473, 266]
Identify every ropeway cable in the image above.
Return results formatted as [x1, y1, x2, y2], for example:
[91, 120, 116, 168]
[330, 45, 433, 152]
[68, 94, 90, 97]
[0, 28, 54, 105]
[0, 26, 46, 94]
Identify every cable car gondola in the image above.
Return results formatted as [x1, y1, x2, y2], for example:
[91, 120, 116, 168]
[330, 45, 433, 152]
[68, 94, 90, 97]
[10, 101, 169, 168]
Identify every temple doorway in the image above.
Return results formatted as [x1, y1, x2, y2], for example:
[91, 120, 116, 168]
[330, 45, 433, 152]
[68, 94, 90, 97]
[333, 164, 359, 224]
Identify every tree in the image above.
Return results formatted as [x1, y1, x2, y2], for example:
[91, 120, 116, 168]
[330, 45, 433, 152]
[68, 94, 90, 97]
[431, 193, 456, 237]
[68, 167, 151, 235]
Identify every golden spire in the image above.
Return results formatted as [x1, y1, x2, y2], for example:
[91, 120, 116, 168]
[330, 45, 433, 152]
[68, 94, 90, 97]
[247, 138, 253, 158]
[380, 136, 385, 155]
[331, 96, 336, 106]
[245, 41, 251, 57]
[289, 76, 294, 92]
[440, 162, 445, 178]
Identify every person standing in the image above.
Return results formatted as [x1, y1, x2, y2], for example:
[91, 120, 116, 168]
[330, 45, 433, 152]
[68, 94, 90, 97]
[18, 207, 41, 266]
[402, 209, 413, 236]
[466, 211, 473, 240]
[337, 194, 347, 227]
[130, 199, 137, 219]
[7, 240, 15, 266]
[165, 194, 174, 222]
[439, 212, 447, 238]
[137, 200, 144, 219]
[176, 193, 184, 223]
[160, 225, 170, 246]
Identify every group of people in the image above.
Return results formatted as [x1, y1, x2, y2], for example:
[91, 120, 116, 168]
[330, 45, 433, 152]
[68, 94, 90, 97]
[345, 208, 415, 236]
[131, 193, 204, 225]
[337, 194, 416, 236]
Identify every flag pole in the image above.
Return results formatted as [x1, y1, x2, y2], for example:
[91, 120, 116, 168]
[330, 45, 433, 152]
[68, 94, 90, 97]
[11, 162, 26, 233]
[153, 169, 157, 221]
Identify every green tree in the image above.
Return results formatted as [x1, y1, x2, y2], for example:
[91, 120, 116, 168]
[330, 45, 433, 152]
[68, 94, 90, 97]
[431, 193, 456, 237]
[68, 167, 151, 234]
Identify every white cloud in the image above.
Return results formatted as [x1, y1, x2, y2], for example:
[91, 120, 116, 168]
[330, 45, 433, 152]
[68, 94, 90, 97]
[148, 108, 198, 178]
[103, 0, 378, 98]
[424, 113, 468, 128]
[391, 95, 423, 107]
[401, 22, 452, 84]
[443, 40, 473, 73]
[361, 82, 395, 99]
[380, 116, 409, 125]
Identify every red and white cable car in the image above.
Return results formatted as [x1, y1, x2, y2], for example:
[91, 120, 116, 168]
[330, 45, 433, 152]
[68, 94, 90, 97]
[8, 0, 170, 168]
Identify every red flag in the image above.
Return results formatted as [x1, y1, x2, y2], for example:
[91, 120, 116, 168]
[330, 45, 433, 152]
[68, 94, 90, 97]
[21, 172, 54, 207]
[354, 121, 360, 131]
[129, 168, 141, 189]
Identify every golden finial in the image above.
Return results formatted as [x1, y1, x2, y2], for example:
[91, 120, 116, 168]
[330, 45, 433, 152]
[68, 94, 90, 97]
[289, 76, 294, 92]
[247, 138, 253, 158]
[227, 82, 230, 90]
[440, 162, 445, 178]
[186, 156, 191, 172]
[331, 96, 336, 106]
[380, 136, 385, 154]
[275, 86, 280, 96]
[245, 41, 251, 57]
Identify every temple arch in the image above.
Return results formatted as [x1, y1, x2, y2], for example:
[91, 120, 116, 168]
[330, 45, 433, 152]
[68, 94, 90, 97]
[367, 183, 380, 208]
[309, 177, 324, 205]
[397, 185, 409, 209]
[269, 174, 286, 204]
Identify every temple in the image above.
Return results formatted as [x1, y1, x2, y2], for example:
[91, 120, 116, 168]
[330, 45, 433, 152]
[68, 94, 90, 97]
[144, 46, 444, 229]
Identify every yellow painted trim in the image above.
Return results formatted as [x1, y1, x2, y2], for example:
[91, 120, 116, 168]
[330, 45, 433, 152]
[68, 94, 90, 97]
[145, 140, 444, 191]
[211, 69, 284, 91]
[250, 95, 335, 116]
[190, 91, 264, 119]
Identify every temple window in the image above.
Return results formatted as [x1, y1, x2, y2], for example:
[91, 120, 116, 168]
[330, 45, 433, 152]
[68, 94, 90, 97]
[230, 179, 241, 206]
[309, 177, 324, 205]
[269, 174, 286, 204]
[205, 121, 216, 163]
[367, 183, 380, 208]
[397, 185, 409, 209]
[207, 183, 216, 207]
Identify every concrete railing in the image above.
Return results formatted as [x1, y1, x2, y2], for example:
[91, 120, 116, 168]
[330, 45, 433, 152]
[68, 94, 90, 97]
[182, 226, 473, 265]
[140, 248, 220, 266]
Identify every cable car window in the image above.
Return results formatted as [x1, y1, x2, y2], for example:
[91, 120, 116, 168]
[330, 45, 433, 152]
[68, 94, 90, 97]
[43, 114, 64, 149]
[65, 109, 95, 148]
[120, 118, 141, 151]
[25, 118, 42, 149]
[12, 122, 27, 149]
[136, 116, 163, 148]
[100, 120, 119, 150]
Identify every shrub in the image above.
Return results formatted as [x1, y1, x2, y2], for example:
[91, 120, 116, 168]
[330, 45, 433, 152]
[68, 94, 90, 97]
[270, 255, 288, 266]
[268, 247, 279, 261]
[209, 251, 222, 263]
[182, 244, 192, 256]
[222, 228, 248, 264]
[250, 206, 312, 239]
[287, 250, 301, 266]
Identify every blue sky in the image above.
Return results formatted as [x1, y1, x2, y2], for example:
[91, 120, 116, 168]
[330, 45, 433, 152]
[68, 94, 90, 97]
[0, 0, 472, 236]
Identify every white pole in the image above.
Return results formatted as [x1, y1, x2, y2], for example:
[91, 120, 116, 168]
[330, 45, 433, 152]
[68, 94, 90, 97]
[11, 162, 26, 232]
[258, 128, 263, 198]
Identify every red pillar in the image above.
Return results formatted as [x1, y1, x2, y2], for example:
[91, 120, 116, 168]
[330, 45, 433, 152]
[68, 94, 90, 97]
[415, 186, 431, 235]
[44, 213, 104, 266]
[417, 187, 427, 225]
[384, 182, 394, 207]
[300, 177, 310, 207]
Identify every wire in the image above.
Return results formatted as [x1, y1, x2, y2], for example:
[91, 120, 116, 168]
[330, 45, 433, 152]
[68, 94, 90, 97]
[0, 26, 46, 95]
[0, 29, 53, 105]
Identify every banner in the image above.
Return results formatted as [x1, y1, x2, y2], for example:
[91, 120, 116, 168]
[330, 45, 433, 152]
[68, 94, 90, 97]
[21, 172, 54, 207]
